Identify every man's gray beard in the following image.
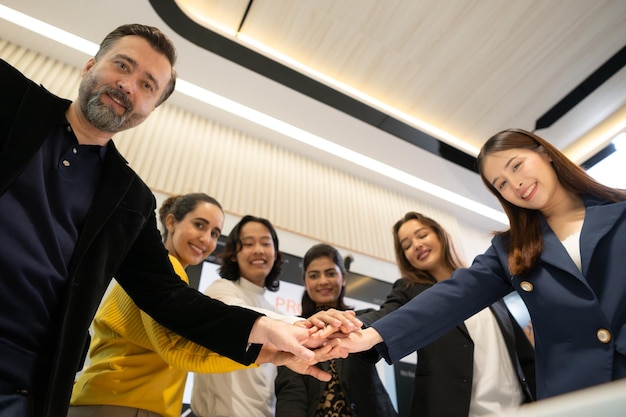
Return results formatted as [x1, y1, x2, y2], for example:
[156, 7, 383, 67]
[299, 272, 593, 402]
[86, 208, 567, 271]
[83, 85, 130, 132]
[77, 74, 137, 133]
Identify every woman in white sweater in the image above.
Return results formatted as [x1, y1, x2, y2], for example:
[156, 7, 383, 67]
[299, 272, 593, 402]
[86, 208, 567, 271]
[191, 215, 296, 417]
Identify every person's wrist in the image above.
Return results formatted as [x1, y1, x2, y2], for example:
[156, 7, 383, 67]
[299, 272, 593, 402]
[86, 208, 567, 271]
[366, 327, 384, 349]
[248, 316, 270, 345]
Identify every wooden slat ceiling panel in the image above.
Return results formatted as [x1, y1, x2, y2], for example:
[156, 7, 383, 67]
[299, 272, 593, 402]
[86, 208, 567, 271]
[197, 0, 626, 151]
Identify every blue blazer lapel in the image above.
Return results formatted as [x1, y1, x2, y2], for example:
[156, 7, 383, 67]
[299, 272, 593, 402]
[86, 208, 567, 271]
[580, 197, 626, 274]
[538, 197, 626, 280]
[539, 219, 582, 279]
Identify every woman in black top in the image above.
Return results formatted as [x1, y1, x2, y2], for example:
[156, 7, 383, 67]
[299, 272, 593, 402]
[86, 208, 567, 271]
[275, 244, 398, 417]
[358, 212, 536, 417]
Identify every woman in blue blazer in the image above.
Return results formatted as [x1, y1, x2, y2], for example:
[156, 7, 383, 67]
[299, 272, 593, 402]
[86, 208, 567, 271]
[339, 129, 626, 401]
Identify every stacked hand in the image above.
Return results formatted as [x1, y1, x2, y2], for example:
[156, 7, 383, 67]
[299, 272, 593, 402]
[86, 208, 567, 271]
[299, 308, 362, 335]
[249, 309, 364, 381]
[256, 339, 345, 381]
[326, 326, 384, 354]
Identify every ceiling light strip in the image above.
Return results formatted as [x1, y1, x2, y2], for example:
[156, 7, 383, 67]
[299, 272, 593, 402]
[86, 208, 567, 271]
[178, 79, 507, 224]
[0, 4, 98, 55]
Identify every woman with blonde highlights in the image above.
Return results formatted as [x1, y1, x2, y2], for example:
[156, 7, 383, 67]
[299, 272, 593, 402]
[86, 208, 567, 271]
[358, 212, 535, 416]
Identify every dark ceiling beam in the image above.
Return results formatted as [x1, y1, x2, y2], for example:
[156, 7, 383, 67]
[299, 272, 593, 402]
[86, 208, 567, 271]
[581, 142, 616, 170]
[535, 44, 626, 131]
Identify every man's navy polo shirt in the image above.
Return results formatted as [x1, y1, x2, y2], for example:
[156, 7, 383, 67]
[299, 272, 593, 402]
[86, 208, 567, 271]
[0, 118, 106, 387]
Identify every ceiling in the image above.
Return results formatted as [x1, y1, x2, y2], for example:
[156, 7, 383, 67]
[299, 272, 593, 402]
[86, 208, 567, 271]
[1, 0, 625, 231]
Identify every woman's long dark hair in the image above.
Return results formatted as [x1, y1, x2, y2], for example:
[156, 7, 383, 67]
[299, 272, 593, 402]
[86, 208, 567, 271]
[477, 128, 626, 275]
[218, 215, 283, 292]
[392, 212, 464, 285]
[300, 243, 352, 317]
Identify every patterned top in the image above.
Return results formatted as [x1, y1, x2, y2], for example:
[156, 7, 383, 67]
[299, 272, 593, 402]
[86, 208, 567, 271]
[315, 359, 352, 417]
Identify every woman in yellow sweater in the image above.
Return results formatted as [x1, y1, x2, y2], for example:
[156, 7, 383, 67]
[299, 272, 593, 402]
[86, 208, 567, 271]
[68, 193, 252, 417]
[68, 193, 353, 417]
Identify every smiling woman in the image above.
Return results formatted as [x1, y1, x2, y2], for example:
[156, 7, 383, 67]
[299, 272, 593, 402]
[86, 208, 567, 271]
[68, 193, 252, 417]
[275, 243, 398, 417]
[354, 211, 536, 417]
[191, 215, 293, 417]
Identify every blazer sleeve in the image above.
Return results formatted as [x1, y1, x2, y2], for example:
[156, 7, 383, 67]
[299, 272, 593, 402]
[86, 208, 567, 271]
[139, 308, 253, 373]
[372, 244, 514, 363]
[139, 258, 253, 373]
[114, 210, 263, 365]
[0, 59, 28, 143]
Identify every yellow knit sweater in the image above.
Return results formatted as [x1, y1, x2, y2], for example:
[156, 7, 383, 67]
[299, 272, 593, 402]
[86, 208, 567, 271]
[70, 255, 251, 417]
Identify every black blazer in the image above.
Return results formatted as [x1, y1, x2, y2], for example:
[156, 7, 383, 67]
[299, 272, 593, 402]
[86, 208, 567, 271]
[276, 309, 399, 417]
[0, 59, 263, 417]
[359, 278, 536, 417]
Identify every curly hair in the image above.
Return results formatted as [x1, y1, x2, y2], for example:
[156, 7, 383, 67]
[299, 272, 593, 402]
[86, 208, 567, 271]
[218, 215, 283, 292]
